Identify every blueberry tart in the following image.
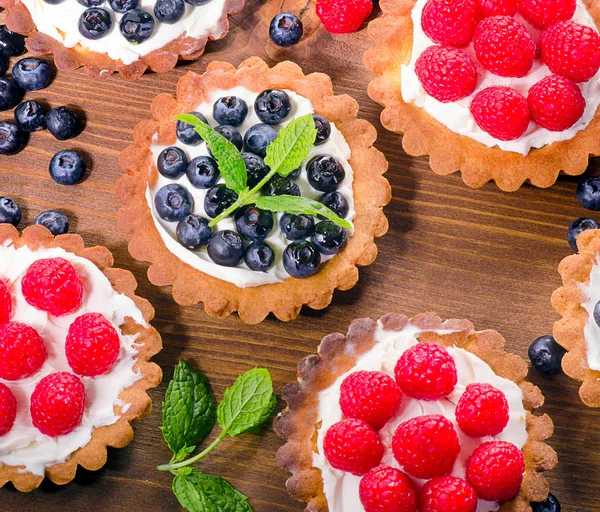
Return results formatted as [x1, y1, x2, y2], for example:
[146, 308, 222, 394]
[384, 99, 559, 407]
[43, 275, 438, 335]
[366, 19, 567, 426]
[117, 57, 390, 323]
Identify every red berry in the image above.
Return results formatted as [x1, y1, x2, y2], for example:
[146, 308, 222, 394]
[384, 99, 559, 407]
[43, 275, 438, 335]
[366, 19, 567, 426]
[0, 280, 12, 324]
[541, 21, 600, 83]
[477, 0, 517, 17]
[21, 257, 84, 317]
[470, 86, 530, 140]
[421, 0, 478, 48]
[473, 16, 535, 78]
[316, 0, 373, 34]
[30, 372, 86, 437]
[456, 383, 510, 437]
[392, 414, 460, 479]
[323, 418, 384, 475]
[421, 476, 478, 512]
[0, 321, 46, 381]
[517, 0, 576, 29]
[65, 313, 121, 377]
[359, 465, 419, 512]
[0, 383, 17, 436]
[528, 75, 585, 132]
[466, 441, 525, 501]
[415, 45, 478, 103]
[394, 343, 457, 400]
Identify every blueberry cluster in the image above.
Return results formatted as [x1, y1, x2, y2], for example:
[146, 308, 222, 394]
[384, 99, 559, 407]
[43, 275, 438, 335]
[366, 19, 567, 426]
[154, 89, 352, 279]
[0, 196, 70, 235]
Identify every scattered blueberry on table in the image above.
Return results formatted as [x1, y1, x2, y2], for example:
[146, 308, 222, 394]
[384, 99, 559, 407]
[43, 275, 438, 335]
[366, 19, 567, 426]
[531, 493, 561, 512]
[577, 177, 600, 211]
[567, 217, 600, 251]
[34, 210, 69, 235]
[14, 100, 46, 132]
[0, 121, 26, 155]
[46, 106, 81, 140]
[528, 336, 566, 375]
[49, 150, 87, 185]
[269, 12, 303, 48]
[12, 58, 50, 91]
[0, 196, 21, 226]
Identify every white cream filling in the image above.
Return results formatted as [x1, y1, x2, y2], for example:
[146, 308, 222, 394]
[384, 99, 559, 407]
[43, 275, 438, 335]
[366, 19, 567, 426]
[0, 243, 146, 476]
[147, 86, 356, 288]
[313, 321, 528, 512]
[20, 0, 227, 65]
[401, 0, 600, 155]
[581, 257, 600, 370]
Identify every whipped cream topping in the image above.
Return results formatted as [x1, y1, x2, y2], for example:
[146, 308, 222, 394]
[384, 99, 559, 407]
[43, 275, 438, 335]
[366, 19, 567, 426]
[147, 86, 356, 288]
[312, 322, 528, 512]
[20, 0, 227, 65]
[401, 0, 600, 155]
[581, 256, 600, 371]
[0, 242, 146, 476]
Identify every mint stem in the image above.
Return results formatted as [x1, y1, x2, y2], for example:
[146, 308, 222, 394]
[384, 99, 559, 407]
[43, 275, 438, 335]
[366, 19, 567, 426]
[157, 430, 228, 472]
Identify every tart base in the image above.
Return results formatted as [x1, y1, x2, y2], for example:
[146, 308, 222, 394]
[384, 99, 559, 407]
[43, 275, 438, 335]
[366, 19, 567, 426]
[274, 312, 557, 512]
[116, 57, 391, 324]
[0, 224, 163, 492]
[364, 0, 600, 191]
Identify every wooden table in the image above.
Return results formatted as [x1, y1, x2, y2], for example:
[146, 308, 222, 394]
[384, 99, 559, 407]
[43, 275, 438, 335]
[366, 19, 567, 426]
[1, 1, 598, 510]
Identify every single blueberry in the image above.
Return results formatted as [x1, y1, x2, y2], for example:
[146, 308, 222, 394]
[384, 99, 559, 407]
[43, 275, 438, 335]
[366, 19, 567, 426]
[207, 230, 244, 267]
[0, 197, 21, 226]
[313, 114, 331, 145]
[46, 106, 80, 140]
[186, 156, 220, 189]
[531, 493, 561, 512]
[157, 146, 187, 179]
[283, 240, 321, 278]
[49, 150, 86, 185]
[14, 101, 46, 133]
[204, 184, 238, 218]
[176, 214, 212, 250]
[154, 0, 186, 22]
[262, 174, 300, 196]
[154, 183, 194, 222]
[528, 336, 566, 375]
[0, 77, 24, 111]
[213, 96, 248, 127]
[255, 89, 291, 125]
[234, 205, 274, 241]
[214, 125, 243, 151]
[311, 221, 348, 255]
[0, 27, 26, 58]
[307, 155, 345, 192]
[34, 210, 69, 235]
[577, 177, 600, 211]
[243, 123, 278, 158]
[269, 12, 303, 47]
[12, 58, 51, 91]
[244, 241, 275, 272]
[79, 8, 113, 40]
[279, 213, 314, 240]
[0, 121, 26, 155]
[110, 0, 139, 12]
[567, 217, 599, 251]
[120, 9, 155, 44]
[242, 152, 270, 187]
[176, 112, 209, 146]
[319, 191, 349, 218]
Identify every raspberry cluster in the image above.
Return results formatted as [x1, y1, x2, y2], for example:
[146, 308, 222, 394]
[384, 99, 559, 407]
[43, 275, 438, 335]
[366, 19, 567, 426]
[0, 257, 123, 439]
[415, 0, 600, 141]
[322, 342, 525, 512]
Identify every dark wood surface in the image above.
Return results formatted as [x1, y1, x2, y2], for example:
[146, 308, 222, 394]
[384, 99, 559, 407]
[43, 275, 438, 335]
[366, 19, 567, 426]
[1, 1, 599, 510]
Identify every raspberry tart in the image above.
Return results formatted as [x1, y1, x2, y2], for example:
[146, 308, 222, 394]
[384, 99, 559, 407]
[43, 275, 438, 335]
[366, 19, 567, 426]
[0, 0, 244, 80]
[0, 224, 162, 492]
[116, 57, 390, 324]
[275, 312, 557, 511]
[365, 0, 600, 191]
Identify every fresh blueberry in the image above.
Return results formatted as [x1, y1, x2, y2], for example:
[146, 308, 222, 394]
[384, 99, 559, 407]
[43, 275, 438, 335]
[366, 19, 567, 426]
[313, 114, 331, 145]
[186, 156, 220, 189]
[279, 213, 314, 240]
[244, 241, 275, 272]
[157, 146, 187, 179]
[577, 177, 600, 211]
[0, 121, 26, 155]
[234, 205, 273, 241]
[307, 155, 345, 192]
[269, 12, 303, 47]
[0, 197, 21, 226]
[243, 123, 278, 157]
[14, 101, 46, 133]
[531, 494, 560, 512]
[120, 9, 155, 44]
[79, 8, 113, 40]
[595, 301, 600, 327]
[213, 96, 248, 127]
[78, 0, 106, 5]
[34, 210, 69, 235]
[46, 106, 80, 140]
[567, 217, 599, 251]
[528, 336, 566, 375]
[110, 0, 139, 12]
[0, 77, 23, 111]
[204, 184, 238, 218]
[154, 0, 186, 22]
[242, 152, 270, 187]
[154, 183, 193, 222]
[49, 150, 86, 185]
[214, 125, 243, 151]
[255, 89, 291, 125]
[176, 214, 212, 250]
[283, 240, 321, 278]
[311, 221, 348, 255]
[0, 27, 25, 58]
[176, 112, 209, 146]
[319, 191, 349, 218]
[207, 230, 244, 267]
[12, 58, 51, 91]
[263, 174, 300, 196]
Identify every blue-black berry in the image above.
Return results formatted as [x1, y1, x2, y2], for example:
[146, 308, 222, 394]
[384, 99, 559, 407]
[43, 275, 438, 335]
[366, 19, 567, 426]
[567, 217, 599, 251]
[207, 230, 244, 267]
[0, 197, 21, 226]
[0, 121, 26, 155]
[154, 183, 194, 222]
[46, 106, 80, 140]
[176, 214, 212, 250]
[283, 240, 321, 278]
[34, 210, 69, 235]
[531, 493, 561, 512]
[12, 58, 51, 91]
[244, 241, 275, 272]
[269, 12, 303, 47]
[234, 205, 273, 241]
[213, 96, 248, 126]
[14, 101, 46, 133]
[577, 177, 600, 211]
[528, 336, 566, 375]
[255, 89, 291, 125]
[49, 150, 86, 185]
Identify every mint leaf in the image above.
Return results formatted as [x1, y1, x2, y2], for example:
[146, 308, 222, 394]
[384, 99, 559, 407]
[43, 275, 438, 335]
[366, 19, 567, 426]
[217, 368, 276, 438]
[174, 114, 247, 194]
[264, 114, 317, 177]
[161, 360, 217, 461]
[256, 195, 353, 230]
[172, 470, 252, 512]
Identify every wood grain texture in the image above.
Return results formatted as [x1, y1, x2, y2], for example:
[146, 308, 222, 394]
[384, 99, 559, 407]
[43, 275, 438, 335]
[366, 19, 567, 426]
[0, 1, 598, 510]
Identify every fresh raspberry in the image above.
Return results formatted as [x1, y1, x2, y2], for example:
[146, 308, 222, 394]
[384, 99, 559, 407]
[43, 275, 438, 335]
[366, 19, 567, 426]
[65, 313, 121, 377]
[359, 465, 419, 512]
[323, 418, 384, 475]
[0, 321, 46, 381]
[541, 21, 600, 83]
[392, 414, 460, 479]
[0, 280, 12, 324]
[477, 0, 517, 17]
[466, 441, 525, 501]
[527, 75, 585, 132]
[421, 476, 478, 512]
[517, 0, 576, 29]
[473, 16, 535, 78]
[394, 343, 457, 400]
[21, 257, 84, 317]
[470, 87, 530, 140]
[30, 372, 86, 437]
[316, 0, 373, 34]
[455, 383, 509, 437]
[415, 46, 478, 103]
[0, 383, 17, 436]
[421, 0, 478, 48]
